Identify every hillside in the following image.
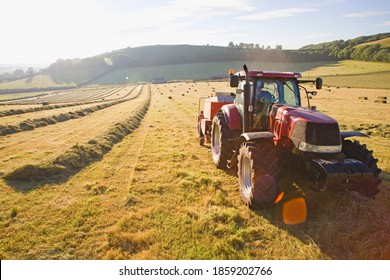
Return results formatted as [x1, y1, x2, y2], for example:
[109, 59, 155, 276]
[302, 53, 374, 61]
[300, 33, 390, 62]
[42, 45, 325, 85]
[1, 33, 389, 88]
[356, 37, 390, 48]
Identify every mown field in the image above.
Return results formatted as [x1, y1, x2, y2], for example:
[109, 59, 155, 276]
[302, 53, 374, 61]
[0, 79, 389, 260]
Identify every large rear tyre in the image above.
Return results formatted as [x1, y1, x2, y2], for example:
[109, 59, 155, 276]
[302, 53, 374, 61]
[238, 141, 281, 208]
[342, 139, 382, 197]
[197, 121, 205, 146]
[211, 113, 233, 170]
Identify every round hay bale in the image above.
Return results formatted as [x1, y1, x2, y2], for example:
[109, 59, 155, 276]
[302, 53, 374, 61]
[377, 96, 387, 100]
[358, 97, 368, 100]
[374, 100, 387, 103]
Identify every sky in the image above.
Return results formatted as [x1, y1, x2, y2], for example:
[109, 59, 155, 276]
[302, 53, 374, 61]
[0, 0, 389, 66]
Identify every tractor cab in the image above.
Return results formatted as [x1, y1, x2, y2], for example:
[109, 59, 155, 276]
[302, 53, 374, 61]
[231, 70, 304, 132]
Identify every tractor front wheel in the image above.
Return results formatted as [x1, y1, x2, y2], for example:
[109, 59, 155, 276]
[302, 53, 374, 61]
[237, 141, 281, 208]
[342, 139, 381, 197]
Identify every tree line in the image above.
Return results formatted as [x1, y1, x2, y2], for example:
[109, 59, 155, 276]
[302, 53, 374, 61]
[228, 41, 283, 50]
[299, 33, 390, 62]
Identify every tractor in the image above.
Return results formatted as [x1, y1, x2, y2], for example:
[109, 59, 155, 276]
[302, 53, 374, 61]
[197, 65, 382, 217]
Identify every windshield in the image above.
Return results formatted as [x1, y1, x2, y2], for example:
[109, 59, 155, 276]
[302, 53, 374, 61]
[254, 79, 300, 107]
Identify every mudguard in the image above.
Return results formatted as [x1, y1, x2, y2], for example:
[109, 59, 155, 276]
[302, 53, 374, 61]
[237, 132, 274, 147]
[340, 131, 369, 139]
[221, 104, 241, 131]
[227, 131, 275, 169]
[240, 131, 274, 141]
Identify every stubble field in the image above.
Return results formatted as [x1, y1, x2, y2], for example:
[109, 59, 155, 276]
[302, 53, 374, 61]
[0, 80, 389, 260]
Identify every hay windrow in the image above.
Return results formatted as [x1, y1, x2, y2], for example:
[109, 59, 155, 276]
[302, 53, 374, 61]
[0, 85, 138, 117]
[4, 87, 151, 181]
[0, 99, 134, 136]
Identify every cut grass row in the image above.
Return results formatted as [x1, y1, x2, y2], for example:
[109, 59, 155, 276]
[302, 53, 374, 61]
[4, 86, 151, 183]
[0, 86, 143, 136]
[32, 87, 124, 104]
[0, 86, 150, 176]
[0, 86, 137, 117]
[5, 86, 133, 104]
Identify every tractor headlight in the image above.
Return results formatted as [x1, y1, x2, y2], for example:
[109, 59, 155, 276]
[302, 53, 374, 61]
[298, 142, 342, 153]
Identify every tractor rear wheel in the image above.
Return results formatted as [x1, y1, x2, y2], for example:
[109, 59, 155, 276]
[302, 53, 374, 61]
[237, 141, 281, 208]
[342, 139, 382, 197]
[211, 113, 233, 170]
[197, 121, 205, 146]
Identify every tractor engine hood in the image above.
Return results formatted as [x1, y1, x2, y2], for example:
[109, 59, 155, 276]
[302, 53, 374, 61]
[281, 106, 338, 125]
[275, 105, 341, 153]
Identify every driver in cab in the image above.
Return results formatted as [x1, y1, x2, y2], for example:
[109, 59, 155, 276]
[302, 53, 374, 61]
[253, 80, 274, 130]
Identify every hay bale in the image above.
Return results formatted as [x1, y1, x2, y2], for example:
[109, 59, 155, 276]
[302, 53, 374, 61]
[358, 97, 368, 100]
[374, 100, 387, 103]
[168, 96, 172, 99]
[377, 96, 387, 100]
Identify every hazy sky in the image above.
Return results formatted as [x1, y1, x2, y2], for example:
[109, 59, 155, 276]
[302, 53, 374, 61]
[0, 0, 389, 65]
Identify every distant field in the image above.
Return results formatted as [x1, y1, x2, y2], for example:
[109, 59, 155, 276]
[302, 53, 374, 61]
[302, 60, 390, 89]
[356, 37, 390, 48]
[0, 75, 75, 90]
[0, 91, 49, 102]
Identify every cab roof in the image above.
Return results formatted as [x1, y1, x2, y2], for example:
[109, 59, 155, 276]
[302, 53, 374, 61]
[236, 70, 302, 79]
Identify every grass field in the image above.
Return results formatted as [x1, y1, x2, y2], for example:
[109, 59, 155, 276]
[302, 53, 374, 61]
[302, 60, 390, 89]
[0, 75, 75, 90]
[0, 79, 389, 260]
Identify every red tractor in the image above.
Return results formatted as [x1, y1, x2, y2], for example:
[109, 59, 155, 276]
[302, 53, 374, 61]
[198, 65, 382, 213]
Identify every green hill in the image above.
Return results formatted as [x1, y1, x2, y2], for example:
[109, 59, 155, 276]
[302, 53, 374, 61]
[42, 44, 323, 85]
[1, 33, 389, 89]
[356, 37, 390, 48]
[300, 33, 390, 62]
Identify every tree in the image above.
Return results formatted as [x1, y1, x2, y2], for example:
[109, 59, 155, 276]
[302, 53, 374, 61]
[13, 69, 24, 76]
[228, 41, 235, 48]
[373, 48, 390, 62]
[275, 45, 282, 50]
[25, 67, 35, 76]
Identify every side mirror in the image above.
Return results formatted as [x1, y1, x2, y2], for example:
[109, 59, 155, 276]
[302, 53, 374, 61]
[230, 75, 239, 88]
[315, 78, 322, 90]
